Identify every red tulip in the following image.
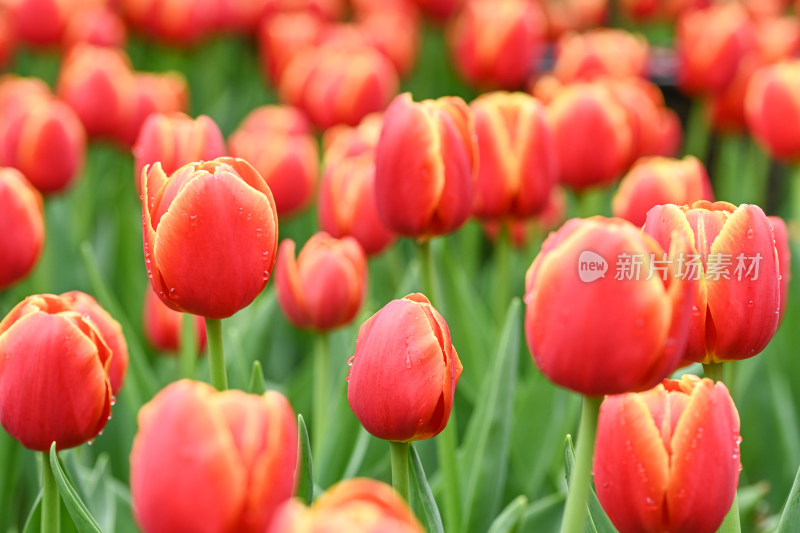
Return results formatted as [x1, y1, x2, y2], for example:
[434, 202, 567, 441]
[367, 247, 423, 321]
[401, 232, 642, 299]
[133, 112, 226, 191]
[553, 29, 649, 83]
[612, 155, 714, 227]
[322, 112, 383, 164]
[447, 0, 546, 89]
[142, 287, 207, 354]
[524, 217, 695, 396]
[229, 106, 318, 217]
[769, 215, 791, 322]
[120, 0, 220, 45]
[0, 168, 43, 290]
[594, 375, 741, 533]
[482, 185, 568, 249]
[141, 157, 279, 319]
[130, 380, 297, 533]
[539, 0, 608, 39]
[268, 478, 424, 533]
[470, 91, 558, 220]
[0, 11, 15, 70]
[276, 232, 368, 331]
[347, 293, 462, 442]
[62, 6, 127, 49]
[60, 291, 128, 396]
[375, 92, 477, 237]
[258, 11, 326, 85]
[745, 60, 800, 161]
[359, 8, 420, 77]
[119, 72, 189, 147]
[0, 76, 52, 119]
[0, 294, 113, 451]
[7, 0, 68, 47]
[643, 201, 780, 363]
[412, 0, 462, 21]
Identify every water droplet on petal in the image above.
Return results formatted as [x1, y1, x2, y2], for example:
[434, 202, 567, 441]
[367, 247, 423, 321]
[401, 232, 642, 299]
[746, 228, 754, 239]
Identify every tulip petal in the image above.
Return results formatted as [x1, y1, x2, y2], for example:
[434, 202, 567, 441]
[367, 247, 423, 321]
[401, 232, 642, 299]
[275, 239, 310, 328]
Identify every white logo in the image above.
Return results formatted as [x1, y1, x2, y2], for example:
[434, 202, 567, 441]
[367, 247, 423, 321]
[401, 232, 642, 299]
[578, 251, 608, 282]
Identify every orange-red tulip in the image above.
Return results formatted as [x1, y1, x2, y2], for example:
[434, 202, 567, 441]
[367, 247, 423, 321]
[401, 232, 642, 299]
[0, 168, 44, 290]
[447, 0, 546, 90]
[524, 217, 695, 396]
[133, 112, 226, 190]
[375, 92, 477, 237]
[322, 112, 383, 164]
[119, 72, 189, 147]
[258, 11, 326, 85]
[594, 375, 741, 533]
[130, 380, 297, 533]
[229, 105, 318, 217]
[347, 293, 462, 442]
[612, 155, 713, 227]
[470, 91, 557, 220]
[120, 0, 220, 45]
[553, 29, 649, 83]
[745, 60, 800, 161]
[770, 215, 790, 322]
[539, 0, 608, 39]
[62, 6, 127, 49]
[276, 232, 368, 331]
[268, 478, 424, 533]
[141, 157, 279, 319]
[644, 201, 780, 363]
[0, 294, 113, 451]
[7, 0, 68, 47]
[359, 8, 420, 77]
[0, 11, 14, 70]
[142, 287, 207, 354]
[60, 291, 128, 396]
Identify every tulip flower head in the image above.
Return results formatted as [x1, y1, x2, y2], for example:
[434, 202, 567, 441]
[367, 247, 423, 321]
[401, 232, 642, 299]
[643, 201, 780, 363]
[769, 216, 791, 323]
[0, 294, 115, 451]
[594, 375, 741, 533]
[141, 157, 279, 319]
[142, 288, 208, 354]
[0, 168, 44, 290]
[524, 217, 696, 396]
[745, 60, 800, 161]
[347, 293, 462, 442]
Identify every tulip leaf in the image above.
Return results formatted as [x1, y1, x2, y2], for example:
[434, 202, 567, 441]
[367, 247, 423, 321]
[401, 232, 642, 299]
[249, 361, 267, 394]
[21, 490, 42, 533]
[563, 435, 616, 533]
[459, 298, 521, 533]
[409, 444, 444, 533]
[296, 414, 314, 505]
[776, 463, 800, 532]
[487, 495, 528, 533]
[48, 443, 103, 533]
[341, 427, 372, 480]
[518, 493, 566, 533]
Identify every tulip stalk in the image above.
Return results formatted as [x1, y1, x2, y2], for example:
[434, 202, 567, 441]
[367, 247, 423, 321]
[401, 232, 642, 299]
[561, 395, 603, 533]
[389, 441, 410, 503]
[492, 225, 512, 319]
[179, 313, 197, 379]
[41, 451, 60, 533]
[204, 318, 227, 391]
[684, 98, 710, 160]
[313, 332, 330, 462]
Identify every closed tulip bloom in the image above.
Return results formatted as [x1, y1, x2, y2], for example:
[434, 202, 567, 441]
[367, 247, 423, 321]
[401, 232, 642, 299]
[745, 60, 800, 161]
[141, 157, 279, 319]
[62, 7, 127, 49]
[322, 112, 383, 165]
[0, 76, 52, 118]
[258, 11, 327, 85]
[7, 0, 68, 47]
[553, 29, 649, 83]
[120, 0, 220, 45]
[375, 92, 477, 237]
[268, 479, 424, 533]
[447, 0, 546, 90]
[769, 216, 790, 322]
[118, 72, 189, 147]
[0, 294, 114, 451]
[471, 91, 558, 220]
[229, 106, 318, 217]
[524, 217, 695, 396]
[347, 293, 462, 442]
[0, 11, 14, 70]
[547, 82, 633, 190]
[142, 288, 207, 354]
[0, 168, 44, 290]
[483, 185, 568, 248]
[359, 8, 420, 77]
[594, 375, 741, 533]
[612, 156, 713, 227]
[0, 96, 87, 194]
[133, 112, 226, 190]
[276, 233, 368, 331]
[539, 0, 608, 39]
[644, 201, 780, 363]
[413, 0, 462, 20]
[130, 380, 298, 533]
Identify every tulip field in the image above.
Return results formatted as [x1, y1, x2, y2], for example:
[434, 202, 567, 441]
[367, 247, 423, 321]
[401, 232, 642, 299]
[4, 1, 800, 532]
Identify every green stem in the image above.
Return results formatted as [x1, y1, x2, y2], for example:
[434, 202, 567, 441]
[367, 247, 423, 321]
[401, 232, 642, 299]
[390, 441, 410, 503]
[416, 239, 443, 308]
[684, 98, 711, 160]
[790, 165, 800, 223]
[205, 318, 227, 391]
[41, 451, 60, 533]
[718, 493, 741, 533]
[703, 362, 724, 383]
[561, 396, 603, 533]
[312, 333, 329, 462]
[743, 139, 770, 207]
[178, 313, 197, 379]
[436, 414, 461, 533]
[715, 134, 744, 205]
[493, 224, 512, 320]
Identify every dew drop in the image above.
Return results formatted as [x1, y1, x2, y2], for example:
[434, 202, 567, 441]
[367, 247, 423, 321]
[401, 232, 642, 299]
[645, 497, 656, 506]
[87, 440, 94, 446]
[746, 228, 754, 239]
[602, 481, 610, 489]
[747, 300, 754, 308]
[347, 356, 355, 367]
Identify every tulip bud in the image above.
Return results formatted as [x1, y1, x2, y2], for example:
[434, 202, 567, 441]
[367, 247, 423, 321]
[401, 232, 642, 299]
[60, 291, 128, 396]
[120, 0, 220, 45]
[62, 7, 127, 49]
[229, 106, 319, 217]
[643, 201, 780, 363]
[0, 168, 44, 290]
[322, 112, 383, 164]
[276, 233, 368, 331]
[594, 375, 741, 533]
[119, 72, 189, 148]
[769, 216, 790, 322]
[258, 11, 326, 85]
[142, 287, 207, 354]
[0, 11, 14, 70]
[0, 96, 87, 194]
[268, 478, 424, 533]
[524, 217, 696, 396]
[0, 294, 114, 451]
[132, 112, 226, 191]
[482, 186, 568, 249]
[547, 82, 633, 190]
[7, 0, 68, 47]
[553, 29, 649, 83]
[141, 157, 279, 319]
[0, 76, 52, 118]
[539, 0, 608, 39]
[375, 92, 477, 238]
[130, 380, 298, 533]
[347, 293, 462, 442]
[359, 8, 420, 77]
[470, 91, 558, 220]
[447, 0, 547, 89]
[612, 155, 714, 227]
[745, 60, 800, 161]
